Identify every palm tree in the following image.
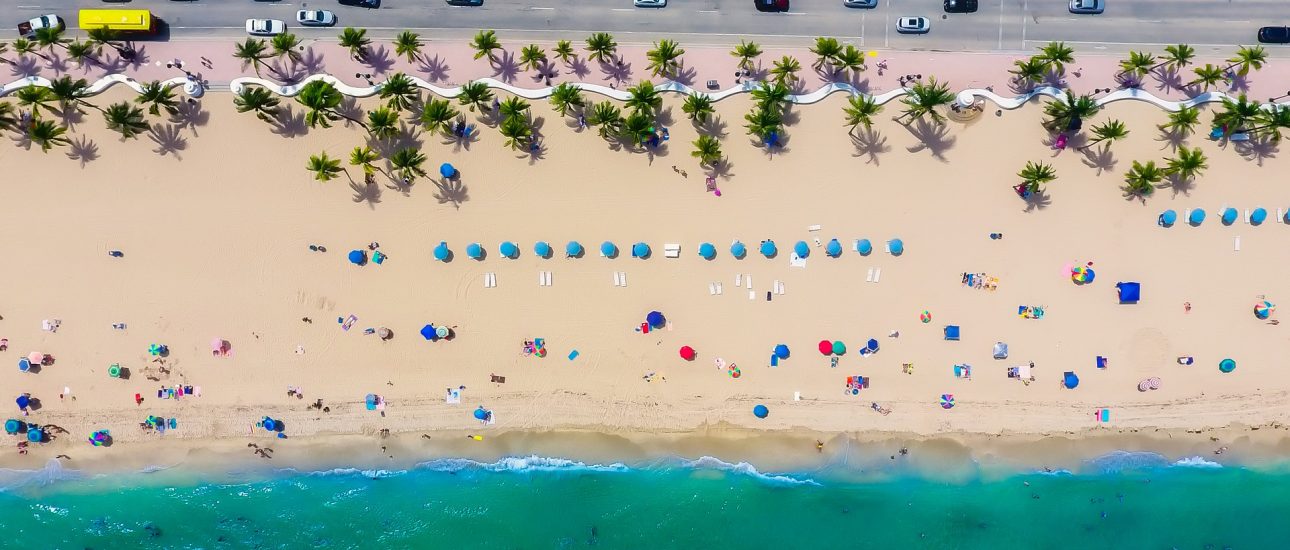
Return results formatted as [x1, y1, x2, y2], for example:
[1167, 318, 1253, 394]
[379, 72, 420, 112]
[743, 106, 782, 141]
[0, 43, 13, 66]
[306, 152, 343, 182]
[296, 80, 364, 129]
[809, 37, 842, 71]
[843, 94, 882, 135]
[833, 45, 865, 77]
[103, 101, 150, 139]
[271, 33, 302, 63]
[1164, 146, 1207, 182]
[498, 115, 532, 150]
[1224, 45, 1267, 76]
[1158, 106, 1200, 136]
[770, 56, 801, 85]
[585, 32, 617, 64]
[731, 40, 763, 71]
[520, 44, 547, 72]
[646, 39, 685, 78]
[548, 83, 585, 118]
[1118, 50, 1155, 83]
[1041, 90, 1100, 132]
[28, 120, 69, 152]
[49, 76, 99, 114]
[553, 40, 576, 64]
[691, 134, 722, 166]
[389, 147, 427, 182]
[498, 97, 530, 121]
[620, 111, 654, 147]
[1189, 64, 1226, 91]
[349, 146, 382, 176]
[1010, 57, 1047, 90]
[1155, 44, 1195, 72]
[86, 28, 129, 58]
[233, 38, 271, 76]
[33, 26, 69, 56]
[456, 81, 494, 112]
[588, 101, 623, 138]
[134, 81, 179, 118]
[366, 107, 400, 140]
[420, 98, 459, 134]
[1213, 94, 1261, 132]
[1081, 119, 1129, 151]
[897, 78, 953, 124]
[15, 87, 56, 119]
[1250, 105, 1290, 140]
[750, 81, 791, 114]
[469, 30, 503, 63]
[682, 93, 715, 123]
[1017, 161, 1057, 194]
[339, 27, 371, 61]
[12, 38, 45, 61]
[625, 81, 662, 116]
[394, 31, 423, 64]
[1038, 41, 1075, 74]
[1122, 160, 1163, 197]
[233, 85, 280, 122]
[64, 41, 98, 66]
[0, 102, 17, 134]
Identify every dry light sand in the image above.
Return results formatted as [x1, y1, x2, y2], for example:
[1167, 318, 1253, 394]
[1, 86, 1288, 469]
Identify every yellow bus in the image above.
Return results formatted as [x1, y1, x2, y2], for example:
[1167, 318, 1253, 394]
[78, 9, 154, 34]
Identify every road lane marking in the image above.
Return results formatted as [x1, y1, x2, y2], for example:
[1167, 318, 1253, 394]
[698, 10, 719, 14]
[530, 7, 555, 10]
[611, 8, 633, 11]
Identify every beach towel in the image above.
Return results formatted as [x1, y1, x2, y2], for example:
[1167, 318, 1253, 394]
[789, 254, 807, 268]
[446, 388, 461, 404]
[341, 315, 358, 331]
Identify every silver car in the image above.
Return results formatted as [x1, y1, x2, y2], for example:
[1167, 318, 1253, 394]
[634, 0, 667, 6]
[896, 16, 930, 34]
[296, 10, 337, 27]
[1069, 0, 1105, 14]
[245, 19, 286, 36]
[843, 0, 878, 8]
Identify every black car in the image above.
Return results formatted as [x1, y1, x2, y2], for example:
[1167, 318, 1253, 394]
[943, 0, 977, 13]
[446, 0, 483, 5]
[1258, 26, 1290, 44]
[754, 0, 789, 12]
[338, 0, 380, 7]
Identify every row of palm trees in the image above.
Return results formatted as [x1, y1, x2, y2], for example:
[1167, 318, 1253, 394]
[1011, 40, 1269, 93]
[1017, 145, 1208, 198]
[0, 75, 180, 152]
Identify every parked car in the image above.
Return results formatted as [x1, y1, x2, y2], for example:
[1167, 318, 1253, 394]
[338, 0, 381, 7]
[445, 0, 482, 5]
[245, 18, 286, 36]
[896, 16, 930, 34]
[843, 0, 878, 8]
[634, 0, 667, 7]
[1257, 26, 1290, 44]
[1068, 0, 1104, 14]
[17, 14, 62, 39]
[943, 0, 977, 13]
[754, 0, 789, 12]
[296, 10, 337, 26]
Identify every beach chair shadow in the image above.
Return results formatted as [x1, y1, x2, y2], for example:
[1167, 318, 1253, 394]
[1235, 135, 1278, 166]
[850, 127, 889, 165]
[1080, 144, 1117, 175]
[417, 54, 451, 83]
[270, 105, 309, 138]
[66, 134, 99, 167]
[904, 119, 955, 161]
[433, 178, 469, 209]
[148, 123, 187, 158]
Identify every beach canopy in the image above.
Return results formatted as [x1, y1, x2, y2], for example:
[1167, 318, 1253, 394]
[730, 241, 747, 258]
[348, 249, 367, 265]
[866, 339, 879, 352]
[774, 344, 790, 359]
[632, 242, 650, 258]
[753, 404, 769, 418]
[679, 346, 696, 361]
[499, 241, 519, 259]
[439, 162, 457, 179]
[826, 239, 842, 257]
[818, 340, 833, 355]
[856, 239, 873, 255]
[1254, 300, 1275, 320]
[1116, 282, 1141, 303]
[466, 242, 483, 259]
[888, 239, 904, 256]
[794, 241, 810, 258]
[420, 324, 437, 340]
[17, 358, 30, 372]
[534, 241, 552, 258]
[698, 242, 716, 260]
[566, 241, 583, 257]
[1159, 209, 1177, 227]
[366, 394, 379, 410]
[1219, 358, 1236, 373]
[944, 325, 961, 341]
[16, 395, 30, 410]
[832, 340, 846, 355]
[1189, 208, 1207, 225]
[1221, 207, 1238, 225]
[433, 241, 450, 261]
[1251, 207, 1268, 225]
[760, 240, 777, 258]
[600, 241, 617, 258]
[1063, 371, 1080, 389]
[646, 311, 666, 328]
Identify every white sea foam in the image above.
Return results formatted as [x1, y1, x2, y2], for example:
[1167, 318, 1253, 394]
[0, 459, 84, 491]
[301, 467, 409, 479]
[678, 456, 820, 486]
[1173, 456, 1223, 469]
[415, 455, 630, 473]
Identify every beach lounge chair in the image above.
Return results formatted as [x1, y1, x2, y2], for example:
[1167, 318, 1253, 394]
[954, 364, 972, 379]
[1096, 356, 1108, 369]
[664, 244, 681, 258]
[944, 325, 961, 341]
[992, 342, 1008, 359]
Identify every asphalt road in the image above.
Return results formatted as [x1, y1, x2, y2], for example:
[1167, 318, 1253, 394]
[17, 0, 1290, 54]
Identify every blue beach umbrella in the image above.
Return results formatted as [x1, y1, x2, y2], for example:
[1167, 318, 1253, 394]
[433, 241, 450, 261]
[1189, 208, 1206, 225]
[632, 242, 651, 258]
[773, 344, 790, 359]
[866, 338, 879, 352]
[1219, 358, 1236, 373]
[646, 311, 666, 328]
[698, 242, 716, 260]
[1063, 371, 1080, 389]
[730, 241, 747, 258]
[1158, 209, 1177, 227]
[420, 325, 437, 340]
[826, 239, 842, 257]
[499, 241, 518, 258]
[1221, 207, 1238, 225]
[4, 419, 21, 434]
[1251, 207, 1267, 225]
[856, 239, 873, 255]
[760, 240, 777, 258]
[466, 242, 483, 260]
[600, 241, 617, 258]
[794, 241, 810, 258]
[534, 241, 552, 258]
[348, 250, 367, 265]
[752, 405, 769, 418]
[17, 359, 30, 372]
[473, 406, 489, 420]
[26, 428, 42, 443]
[439, 163, 457, 179]
[566, 241, 584, 257]
[16, 395, 30, 410]
[888, 238, 904, 256]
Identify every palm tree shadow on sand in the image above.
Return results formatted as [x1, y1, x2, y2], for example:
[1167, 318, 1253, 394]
[1023, 189, 1052, 212]
[148, 123, 187, 158]
[696, 115, 728, 138]
[1235, 136, 1278, 166]
[66, 134, 99, 167]
[270, 105, 309, 138]
[350, 176, 383, 208]
[170, 100, 210, 136]
[442, 118, 480, 152]
[903, 119, 955, 161]
[433, 177, 469, 209]
[1080, 145, 1117, 176]
[1158, 174, 1196, 197]
[1155, 127, 1187, 152]
[850, 127, 889, 165]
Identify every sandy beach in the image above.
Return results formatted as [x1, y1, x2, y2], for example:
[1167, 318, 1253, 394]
[3, 38, 1290, 472]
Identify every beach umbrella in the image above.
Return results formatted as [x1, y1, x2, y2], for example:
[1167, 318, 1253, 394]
[348, 249, 367, 265]
[1254, 300, 1275, 320]
[793, 241, 810, 258]
[1251, 207, 1268, 225]
[773, 344, 790, 359]
[1219, 358, 1236, 373]
[1116, 281, 1141, 303]
[565, 241, 583, 257]
[439, 163, 457, 179]
[211, 338, 229, 354]
[1221, 207, 1238, 225]
[600, 241, 617, 258]
[888, 239, 904, 256]
[90, 430, 110, 447]
[920, 310, 932, 323]
[365, 394, 378, 410]
[4, 419, 22, 434]
[433, 241, 450, 261]
[17, 358, 30, 372]
[1159, 209, 1177, 227]
[16, 395, 30, 410]
[466, 242, 483, 260]
[436, 326, 450, 339]
[1063, 371, 1080, 389]
[534, 241, 552, 258]
[1189, 208, 1206, 225]
[377, 327, 392, 340]
[760, 240, 777, 258]
[632, 242, 650, 258]
[826, 239, 842, 257]
[818, 340, 833, 355]
[420, 324, 437, 340]
[940, 394, 955, 409]
[679, 346, 696, 361]
[832, 340, 846, 355]
[753, 404, 769, 419]
[866, 339, 879, 352]
[856, 239, 873, 255]
[27, 428, 42, 443]
[499, 241, 519, 259]
[27, 352, 44, 365]
[108, 364, 121, 378]
[730, 241, 747, 258]
[473, 406, 489, 420]
[698, 242, 716, 260]
[646, 311, 666, 328]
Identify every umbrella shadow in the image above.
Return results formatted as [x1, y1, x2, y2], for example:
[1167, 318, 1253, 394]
[433, 177, 470, 209]
[1235, 135, 1278, 166]
[1079, 144, 1117, 175]
[270, 105, 309, 138]
[66, 134, 99, 167]
[148, 123, 187, 158]
[1023, 189, 1052, 212]
[418, 54, 451, 83]
[903, 119, 955, 161]
[491, 50, 520, 83]
[361, 44, 396, 75]
[850, 127, 889, 165]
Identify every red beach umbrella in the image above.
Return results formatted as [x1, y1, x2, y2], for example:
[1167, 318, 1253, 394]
[679, 346, 696, 361]
[818, 340, 833, 355]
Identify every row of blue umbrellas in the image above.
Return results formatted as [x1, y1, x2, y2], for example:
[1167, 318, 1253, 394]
[1160, 207, 1279, 227]
[429, 239, 904, 261]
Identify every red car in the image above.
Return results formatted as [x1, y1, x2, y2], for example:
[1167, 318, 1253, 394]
[754, 0, 789, 12]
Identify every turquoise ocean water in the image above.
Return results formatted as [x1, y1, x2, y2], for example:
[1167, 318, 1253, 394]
[2, 452, 1288, 548]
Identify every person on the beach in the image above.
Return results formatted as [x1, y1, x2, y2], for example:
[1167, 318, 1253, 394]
[815, 440, 824, 453]
[1184, 301, 1192, 313]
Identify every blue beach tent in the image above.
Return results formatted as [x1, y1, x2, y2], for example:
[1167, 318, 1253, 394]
[348, 250, 367, 265]
[1063, 371, 1080, 389]
[944, 325, 961, 341]
[1116, 282, 1141, 304]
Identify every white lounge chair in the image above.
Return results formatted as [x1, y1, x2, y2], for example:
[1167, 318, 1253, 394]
[664, 244, 681, 258]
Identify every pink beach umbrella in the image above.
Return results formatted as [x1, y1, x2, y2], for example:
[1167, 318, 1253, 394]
[27, 352, 45, 365]
[211, 338, 229, 356]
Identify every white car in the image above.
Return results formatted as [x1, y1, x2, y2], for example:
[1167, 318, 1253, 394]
[843, 0, 877, 7]
[246, 19, 286, 36]
[896, 16, 930, 34]
[634, 0, 666, 6]
[1069, 0, 1104, 14]
[296, 10, 337, 27]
